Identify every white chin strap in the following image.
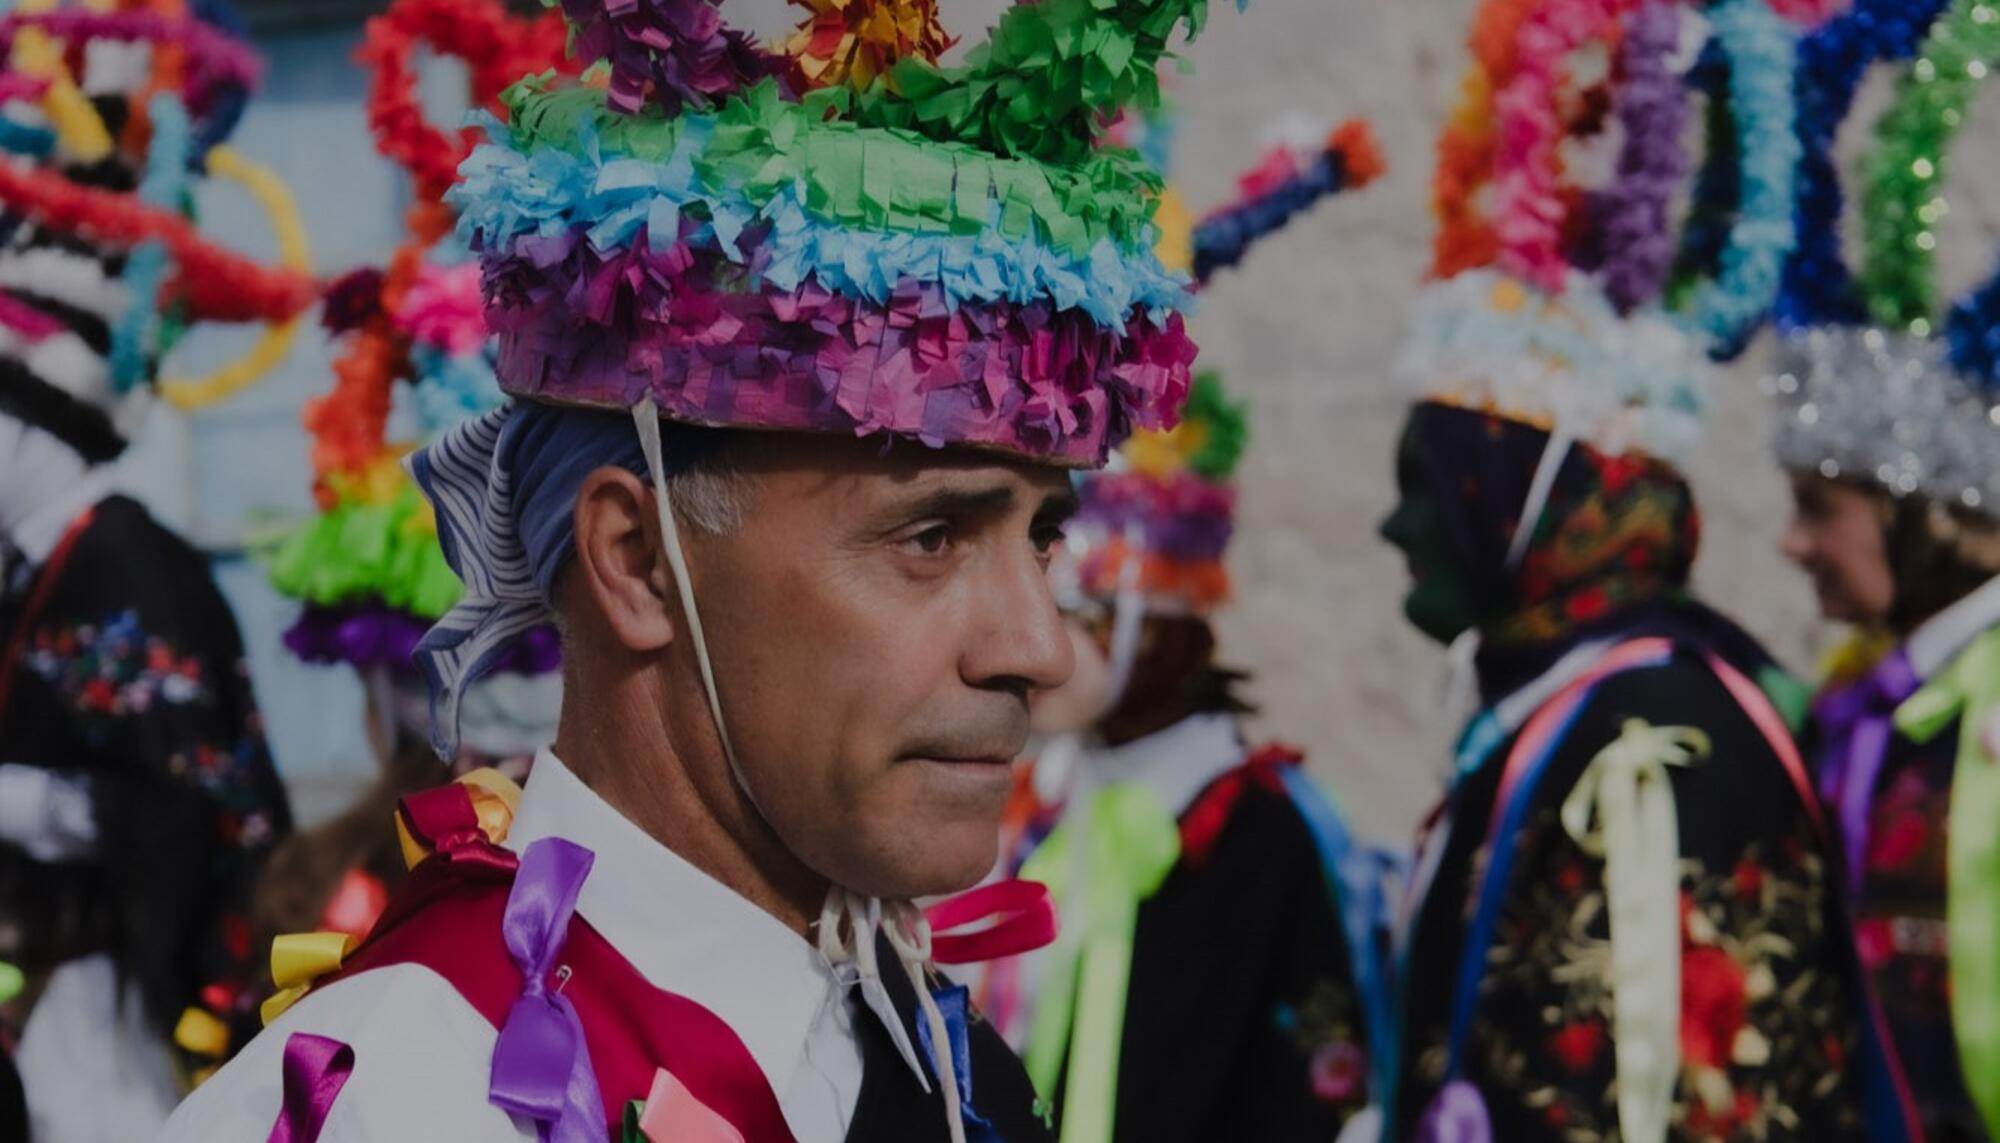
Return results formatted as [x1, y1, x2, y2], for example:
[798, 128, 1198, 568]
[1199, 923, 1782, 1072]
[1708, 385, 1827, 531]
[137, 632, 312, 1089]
[631, 400, 755, 812]
[1101, 522, 1149, 710]
[1506, 424, 1575, 570]
[633, 402, 965, 1143]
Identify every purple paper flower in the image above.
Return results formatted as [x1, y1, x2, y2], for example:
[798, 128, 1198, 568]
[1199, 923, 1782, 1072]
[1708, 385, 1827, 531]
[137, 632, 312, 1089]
[554, 0, 784, 118]
[286, 604, 560, 676]
[1597, 0, 1689, 313]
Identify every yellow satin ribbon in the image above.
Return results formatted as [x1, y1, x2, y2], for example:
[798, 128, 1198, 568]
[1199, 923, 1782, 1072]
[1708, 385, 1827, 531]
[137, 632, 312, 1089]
[1020, 782, 1181, 1143]
[173, 1004, 229, 1058]
[259, 931, 359, 1027]
[1897, 627, 2000, 1140]
[159, 146, 314, 410]
[1560, 719, 1710, 1143]
[395, 767, 524, 870]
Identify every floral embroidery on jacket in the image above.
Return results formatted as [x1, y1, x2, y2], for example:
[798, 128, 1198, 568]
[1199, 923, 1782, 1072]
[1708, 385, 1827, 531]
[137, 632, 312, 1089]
[1276, 979, 1368, 1109]
[1450, 806, 1858, 1141]
[25, 610, 210, 724]
[22, 608, 278, 849]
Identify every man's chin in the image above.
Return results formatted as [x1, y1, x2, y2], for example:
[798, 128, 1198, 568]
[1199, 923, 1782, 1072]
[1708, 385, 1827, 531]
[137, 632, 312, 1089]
[843, 829, 1000, 902]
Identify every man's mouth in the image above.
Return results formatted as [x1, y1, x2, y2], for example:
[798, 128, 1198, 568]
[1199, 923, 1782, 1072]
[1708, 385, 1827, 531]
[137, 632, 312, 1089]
[904, 750, 1014, 766]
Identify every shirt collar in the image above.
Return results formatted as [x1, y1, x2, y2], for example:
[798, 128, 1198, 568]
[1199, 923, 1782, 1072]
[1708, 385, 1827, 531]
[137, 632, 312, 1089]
[1082, 712, 1246, 816]
[503, 749, 923, 1095]
[1906, 574, 2000, 680]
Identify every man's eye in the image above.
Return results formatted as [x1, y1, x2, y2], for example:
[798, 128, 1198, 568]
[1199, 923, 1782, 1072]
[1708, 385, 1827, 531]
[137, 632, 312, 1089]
[1032, 523, 1068, 555]
[906, 524, 954, 555]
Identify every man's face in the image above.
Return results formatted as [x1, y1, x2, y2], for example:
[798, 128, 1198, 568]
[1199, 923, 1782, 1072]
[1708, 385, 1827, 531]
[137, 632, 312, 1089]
[1379, 414, 1480, 644]
[685, 437, 1078, 899]
[1780, 472, 1894, 626]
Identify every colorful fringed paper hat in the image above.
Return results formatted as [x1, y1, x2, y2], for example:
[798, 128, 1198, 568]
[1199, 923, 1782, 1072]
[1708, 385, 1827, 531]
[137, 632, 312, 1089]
[0, 0, 315, 462]
[448, 0, 1245, 466]
[1769, 0, 2000, 516]
[1062, 370, 1247, 617]
[269, 0, 570, 700]
[1402, 0, 1817, 465]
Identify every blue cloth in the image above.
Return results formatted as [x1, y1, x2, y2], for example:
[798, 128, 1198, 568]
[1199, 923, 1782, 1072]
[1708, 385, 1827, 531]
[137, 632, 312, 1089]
[407, 401, 721, 756]
[498, 403, 720, 601]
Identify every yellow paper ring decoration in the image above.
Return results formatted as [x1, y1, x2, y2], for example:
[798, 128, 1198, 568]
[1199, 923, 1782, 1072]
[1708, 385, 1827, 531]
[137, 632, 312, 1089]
[159, 145, 314, 410]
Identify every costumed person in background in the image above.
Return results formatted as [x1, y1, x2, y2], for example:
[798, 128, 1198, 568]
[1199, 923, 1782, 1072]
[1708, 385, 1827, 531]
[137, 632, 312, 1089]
[1767, 0, 2000, 1137]
[162, 0, 1231, 1137]
[1010, 367, 1394, 1143]
[0, 0, 316, 1138]
[1384, 0, 1906, 1140]
[251, 0, 572, 953]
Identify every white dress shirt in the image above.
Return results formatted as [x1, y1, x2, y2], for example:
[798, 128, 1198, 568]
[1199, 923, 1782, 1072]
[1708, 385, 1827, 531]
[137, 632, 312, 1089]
[158, 749, 923, 1142]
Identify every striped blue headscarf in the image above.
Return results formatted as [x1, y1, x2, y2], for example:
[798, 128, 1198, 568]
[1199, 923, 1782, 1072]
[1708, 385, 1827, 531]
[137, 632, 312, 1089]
[407, 402, 718, 756]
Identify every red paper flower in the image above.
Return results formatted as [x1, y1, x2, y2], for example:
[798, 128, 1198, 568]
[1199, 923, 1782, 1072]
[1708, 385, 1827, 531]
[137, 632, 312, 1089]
[1680, 945, 1748, 1069]
[1550, 1018, 1606, 1072]
[1731, 856, 1764, 903]
[1309, 1040, 1363, 1103]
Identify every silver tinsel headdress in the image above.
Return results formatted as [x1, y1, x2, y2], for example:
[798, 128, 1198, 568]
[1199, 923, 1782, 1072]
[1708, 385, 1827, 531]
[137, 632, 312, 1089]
[1770, 0, 2000, 519]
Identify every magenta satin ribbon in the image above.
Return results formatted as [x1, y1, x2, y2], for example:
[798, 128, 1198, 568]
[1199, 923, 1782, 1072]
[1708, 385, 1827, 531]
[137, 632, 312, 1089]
[1813, 647, 1921, 894]
[266, 1033, 355, 1143]
[925, 878, 1059, 966]
[488, 837, 607, 1143]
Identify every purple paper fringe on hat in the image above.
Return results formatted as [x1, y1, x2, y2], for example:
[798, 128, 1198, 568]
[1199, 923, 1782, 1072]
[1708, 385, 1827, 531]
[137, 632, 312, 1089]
[1076, 471, 1236, 563]
[285, 603, 561, 677]
[552, 0, 783, 118]
[482, 233, 1196, 466]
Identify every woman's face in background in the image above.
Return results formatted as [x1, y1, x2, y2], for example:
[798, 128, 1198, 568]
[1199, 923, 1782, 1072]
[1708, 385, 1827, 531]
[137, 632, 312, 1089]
[1779, 472, 1895, 628]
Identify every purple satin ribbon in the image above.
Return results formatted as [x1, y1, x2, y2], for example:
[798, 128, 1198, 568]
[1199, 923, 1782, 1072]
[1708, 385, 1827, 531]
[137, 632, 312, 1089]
[1417, 1079, 1493, 1143]
[1813, 647, 1922, 894]
[267, 1033, 355, 1143]
[489, 837, 607, 1143]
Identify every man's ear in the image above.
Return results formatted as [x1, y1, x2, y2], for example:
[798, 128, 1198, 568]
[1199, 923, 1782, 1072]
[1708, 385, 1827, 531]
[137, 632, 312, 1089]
[571, 466, 676, 653]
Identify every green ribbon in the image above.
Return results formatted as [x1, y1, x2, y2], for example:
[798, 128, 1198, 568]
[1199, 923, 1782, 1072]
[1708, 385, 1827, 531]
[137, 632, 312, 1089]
[1020, 782, 1180, 1143]
[1896, 625, 2000, 1139]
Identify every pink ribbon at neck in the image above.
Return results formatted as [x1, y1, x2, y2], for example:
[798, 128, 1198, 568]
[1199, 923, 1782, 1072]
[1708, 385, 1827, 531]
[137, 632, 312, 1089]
[924, 878, 1058, 965]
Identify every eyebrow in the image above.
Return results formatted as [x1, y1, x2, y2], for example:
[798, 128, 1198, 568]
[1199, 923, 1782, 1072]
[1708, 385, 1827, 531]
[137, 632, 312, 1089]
[901, 484, 1020, 521]
[1038, 488, 1081, 524]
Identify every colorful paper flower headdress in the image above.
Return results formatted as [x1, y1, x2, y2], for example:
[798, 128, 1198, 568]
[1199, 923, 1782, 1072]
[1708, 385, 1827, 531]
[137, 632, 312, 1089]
[268, 0, 571, 698]
[1403, 0, 1816, 466]
[449, 0, 1250, 466]
[0, 0, 315, 462]
[1062, 370, 1248, 618]
[1770, 0, 2000, 518]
